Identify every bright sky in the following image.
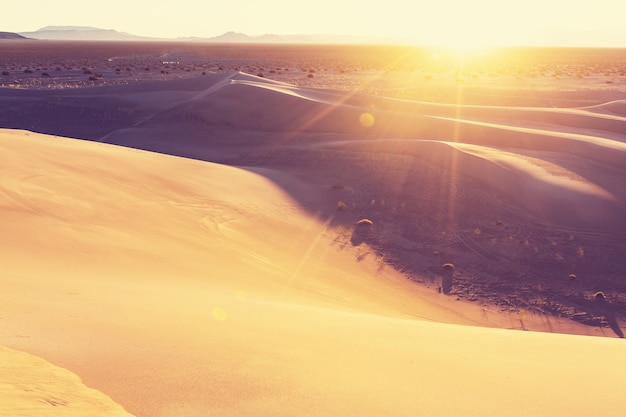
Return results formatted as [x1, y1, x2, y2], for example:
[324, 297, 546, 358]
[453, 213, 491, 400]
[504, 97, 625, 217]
[3, 0, 626, 46]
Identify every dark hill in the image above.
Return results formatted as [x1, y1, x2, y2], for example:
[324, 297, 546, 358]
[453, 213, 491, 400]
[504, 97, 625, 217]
[0, 31, 29, 40]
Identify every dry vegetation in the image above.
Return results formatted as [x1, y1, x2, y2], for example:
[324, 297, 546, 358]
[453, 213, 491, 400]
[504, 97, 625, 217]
[1, 42, 626, 105]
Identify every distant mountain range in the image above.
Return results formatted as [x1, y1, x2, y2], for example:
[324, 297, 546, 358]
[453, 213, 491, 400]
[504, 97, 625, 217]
[179, 31, 394, 44]
[0, 31, 30, 40]
[13, 26, 392, 44]
[18, 26, 156, 41]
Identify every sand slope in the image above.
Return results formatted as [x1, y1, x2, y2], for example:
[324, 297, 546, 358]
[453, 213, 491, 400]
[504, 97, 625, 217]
[93, 73, 626, 315]
[2, 128, 626, 416]
[90, 73, 626, 230]
[0, 345, 134, 417]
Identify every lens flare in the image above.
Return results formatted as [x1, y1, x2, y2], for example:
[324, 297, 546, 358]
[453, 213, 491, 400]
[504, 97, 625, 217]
[359, 112, 375, 128]
[212, 307, 228, 321]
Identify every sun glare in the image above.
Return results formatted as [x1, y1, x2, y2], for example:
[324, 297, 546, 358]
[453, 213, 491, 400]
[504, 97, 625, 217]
[414, 29, 508, 51]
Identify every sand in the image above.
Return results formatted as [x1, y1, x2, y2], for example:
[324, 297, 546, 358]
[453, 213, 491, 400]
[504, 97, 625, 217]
[0, 345, 134, 417]
[2, 43, 626, 416]
[2, 128, 625, 416]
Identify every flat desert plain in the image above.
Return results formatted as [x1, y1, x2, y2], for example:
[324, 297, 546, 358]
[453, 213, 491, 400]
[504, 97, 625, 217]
[1, 41, 626, 417]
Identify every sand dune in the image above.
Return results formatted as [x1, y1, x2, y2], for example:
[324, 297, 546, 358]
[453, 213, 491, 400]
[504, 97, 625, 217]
[2, 64, 626, 416]
[3, 71, 626, 309]
[583, 99, 626, 117]
[98, 72, 626, 228]
[2, 128, 626, 417]
[0, 345, 134, 417]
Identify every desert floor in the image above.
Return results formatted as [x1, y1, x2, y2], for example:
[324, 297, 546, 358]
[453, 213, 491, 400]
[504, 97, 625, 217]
[1, 42, 626, 416]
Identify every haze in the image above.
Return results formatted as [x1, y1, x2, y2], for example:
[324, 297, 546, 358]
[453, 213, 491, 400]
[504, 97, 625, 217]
[3, 0, 626, 46]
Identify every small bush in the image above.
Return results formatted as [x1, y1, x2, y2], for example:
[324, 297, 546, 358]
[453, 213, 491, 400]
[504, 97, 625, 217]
[1, 71, 9, 76]
[355, 218, 373, 226]
[88, 75, 98, 81]
[441, 264, 455, 294]
[41, 72, 50, 77]
[594, 291, 606, 300]
[24, 68, 34, 74]
[568, 274, 577, 281]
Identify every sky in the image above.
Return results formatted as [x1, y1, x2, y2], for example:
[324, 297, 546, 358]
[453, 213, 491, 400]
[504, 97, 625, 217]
[3, 0, 626, 47]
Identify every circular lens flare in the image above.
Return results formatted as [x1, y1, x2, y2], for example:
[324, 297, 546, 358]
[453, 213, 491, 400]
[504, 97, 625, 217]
[359, 112, 375, 128]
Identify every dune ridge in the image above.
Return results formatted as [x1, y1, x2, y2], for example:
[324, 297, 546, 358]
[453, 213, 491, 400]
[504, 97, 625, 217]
[2, 128, 626, 417]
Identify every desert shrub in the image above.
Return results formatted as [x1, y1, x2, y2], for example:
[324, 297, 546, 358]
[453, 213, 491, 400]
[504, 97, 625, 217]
[594, 291, 606, 300]
[83, 69, 93, 74]
[257, 72, 264, 77]
[41, 72, 50, 77]
[569, 274, 577, 281]
[441, 263, 455, 294]
[88, 75, 98, 81]
[307, 73, 314, 78]
[1, 71, 9, 76]
[355, 218, 373, 226]
[23, 68, 34, 74]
